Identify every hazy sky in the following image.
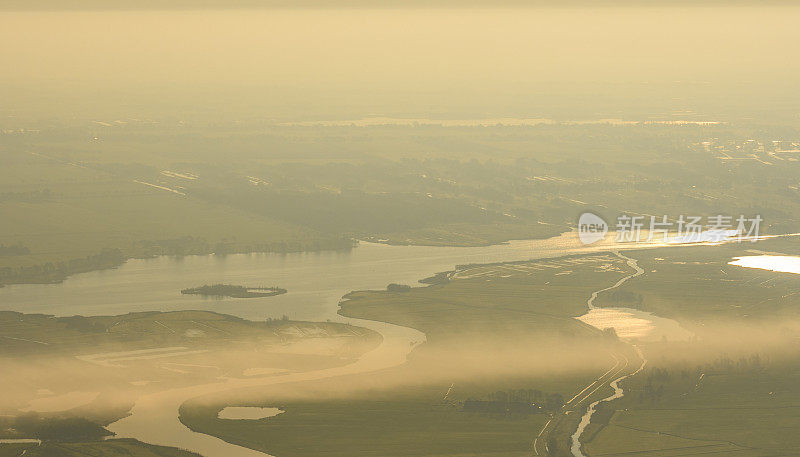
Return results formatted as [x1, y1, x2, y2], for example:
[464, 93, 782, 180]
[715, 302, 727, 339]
[2, 0, 797, 9]
[1, 6, 798, 120]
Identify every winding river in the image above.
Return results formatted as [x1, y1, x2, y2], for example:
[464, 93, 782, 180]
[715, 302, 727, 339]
[0, 232, 763, 457]
[569, 346, 648, 457]
[567, 250, 800, 456]
[569, 253, 651, 457]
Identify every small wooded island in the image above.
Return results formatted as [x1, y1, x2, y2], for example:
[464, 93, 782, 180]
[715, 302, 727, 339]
[181, 284, 287, 298]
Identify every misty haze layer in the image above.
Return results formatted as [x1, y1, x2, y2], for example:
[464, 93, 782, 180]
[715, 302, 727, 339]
[1, 7, 799, 121]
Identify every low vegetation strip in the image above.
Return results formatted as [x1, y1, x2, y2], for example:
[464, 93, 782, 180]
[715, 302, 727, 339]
[180, 284, 287, 298]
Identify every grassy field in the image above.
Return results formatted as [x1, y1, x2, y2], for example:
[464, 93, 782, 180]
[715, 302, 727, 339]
[180, 383, 553, 457]
[584, 351, 800, 457]
[5, 241, 798, 456]
[0, 438, 201, 457]
[578, 238, 800, 456]
[178, 242, 800, 457]
[4, 121, 800, 285]
[0, 309, 380, 439]
[177, 254, 641, 456]
[592, 238, 800, 325]
[0, 309, 378, 358]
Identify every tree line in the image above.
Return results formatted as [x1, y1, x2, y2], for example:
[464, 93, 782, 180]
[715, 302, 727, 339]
[0, 243, 30, 257]
[463, 389, 564, 416]
[0, 248, 125, 285]
[0, 235, 355, 286]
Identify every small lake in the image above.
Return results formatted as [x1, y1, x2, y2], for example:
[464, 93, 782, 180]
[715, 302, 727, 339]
[218, 407, 284, 420]
[578, 307, 693, 342]
[729, 255, 800, 274]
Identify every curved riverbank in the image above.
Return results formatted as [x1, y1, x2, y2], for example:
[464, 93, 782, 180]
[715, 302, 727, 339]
[576, 252, 693, 342]
[569, 252, 649, 457]
[109, 319, 423, 457]
[7, 232, 792, 457]
[585, 252, 645, 310]
[569, 252, 680, 457]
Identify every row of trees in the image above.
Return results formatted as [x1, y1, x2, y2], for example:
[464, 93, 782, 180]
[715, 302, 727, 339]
[0, 243, 30, 256]
[0, 188, 52, 203]
[0, 248, 125, 285]
[0, 235, 356, 286]
[131, 235, 356, 257]
[637, 355, 767, 403]
[6, 413, 111, 442]
[463, 389, 564, 415]
[605, 289, 645, 309]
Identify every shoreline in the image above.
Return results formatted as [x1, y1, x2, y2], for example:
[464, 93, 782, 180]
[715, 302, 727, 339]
[0, 230, 570, 288]
[6, 232, 798, 457]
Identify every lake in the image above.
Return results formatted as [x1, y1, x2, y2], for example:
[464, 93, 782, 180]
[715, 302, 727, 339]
[729, 255, 800, 275]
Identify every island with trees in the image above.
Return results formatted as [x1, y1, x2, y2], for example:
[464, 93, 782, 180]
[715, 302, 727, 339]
[181, 284, 287, 298]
